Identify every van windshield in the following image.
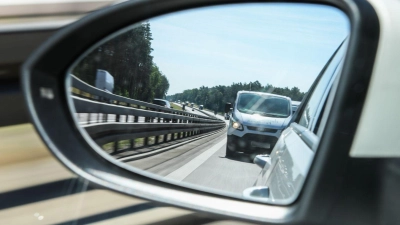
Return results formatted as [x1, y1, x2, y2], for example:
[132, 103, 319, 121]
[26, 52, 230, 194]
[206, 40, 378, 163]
[237, 93, 290, 118]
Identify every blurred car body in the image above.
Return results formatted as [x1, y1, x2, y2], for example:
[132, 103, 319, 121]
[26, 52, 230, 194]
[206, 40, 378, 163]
[244, 38, 346, 202]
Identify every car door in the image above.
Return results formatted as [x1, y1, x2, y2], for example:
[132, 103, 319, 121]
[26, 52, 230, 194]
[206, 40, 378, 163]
[253, 41, 347, 203]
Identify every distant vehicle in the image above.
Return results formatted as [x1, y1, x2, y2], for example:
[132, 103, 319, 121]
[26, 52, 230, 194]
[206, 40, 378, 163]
[95, 69, 114, 93]
[225, 91, 292, 158]
[199, 105, 204, 110]
[224, 103, 232, 120]
[191, 103, 194, 107]
[177, 100, 181, 103]
[153, 99, 173, 108]
[224, 112, 230, 120]
[291, 101, 301, 114]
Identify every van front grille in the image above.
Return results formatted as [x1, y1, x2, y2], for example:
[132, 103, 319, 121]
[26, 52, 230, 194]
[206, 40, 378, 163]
[247, 126, 277, 133]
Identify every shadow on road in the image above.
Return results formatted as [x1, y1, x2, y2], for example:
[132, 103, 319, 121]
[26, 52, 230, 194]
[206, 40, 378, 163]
[219, 155, 254, 164]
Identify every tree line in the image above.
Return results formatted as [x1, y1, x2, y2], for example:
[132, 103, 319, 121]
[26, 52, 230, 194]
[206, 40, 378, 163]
[167, 81, 306, 113]
[72, 22, 169, 102]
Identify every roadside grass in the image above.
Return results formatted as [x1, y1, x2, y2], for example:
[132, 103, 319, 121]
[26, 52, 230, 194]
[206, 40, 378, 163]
[170, 102, 182, 110]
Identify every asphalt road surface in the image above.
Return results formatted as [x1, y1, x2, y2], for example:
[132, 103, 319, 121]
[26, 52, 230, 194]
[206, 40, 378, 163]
[126, 128, 261, 196]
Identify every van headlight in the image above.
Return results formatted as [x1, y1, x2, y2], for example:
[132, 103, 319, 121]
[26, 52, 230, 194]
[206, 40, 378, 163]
[231, 116, 243, 131]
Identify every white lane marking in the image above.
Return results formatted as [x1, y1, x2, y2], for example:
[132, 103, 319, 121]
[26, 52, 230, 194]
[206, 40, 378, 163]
[165, 137, 227, 181]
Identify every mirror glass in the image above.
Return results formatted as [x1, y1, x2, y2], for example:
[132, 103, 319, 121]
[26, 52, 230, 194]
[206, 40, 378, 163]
[68, 3, 349, 204]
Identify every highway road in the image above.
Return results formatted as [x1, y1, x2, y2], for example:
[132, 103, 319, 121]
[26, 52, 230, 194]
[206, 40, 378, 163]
[73, 99, 260, 196]
[125, 111, 262, 196]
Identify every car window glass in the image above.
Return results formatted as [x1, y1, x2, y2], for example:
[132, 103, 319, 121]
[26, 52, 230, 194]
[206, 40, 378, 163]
[298, 43, 346, 131]
[154, 100, 166, 106]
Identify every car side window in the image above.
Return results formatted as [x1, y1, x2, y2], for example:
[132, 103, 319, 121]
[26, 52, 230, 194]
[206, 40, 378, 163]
[298, 43, 346, 133]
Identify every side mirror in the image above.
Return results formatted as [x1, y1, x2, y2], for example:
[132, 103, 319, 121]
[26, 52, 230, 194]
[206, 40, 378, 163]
[225, 102, 232, 113]
[20, 0, 381, 223]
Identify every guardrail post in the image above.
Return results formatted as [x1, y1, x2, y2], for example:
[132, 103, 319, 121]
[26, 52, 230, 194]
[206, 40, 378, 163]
[87, 113, 91, 124]
[116, 114, 120, 122]
[144, 137, 149, 145]
[134, 105, 139, 123]
[130, 139, 135, 149]
[113, 141, 118, 153]
[155, 135, 160, 144]
[163, 134, 168, 142]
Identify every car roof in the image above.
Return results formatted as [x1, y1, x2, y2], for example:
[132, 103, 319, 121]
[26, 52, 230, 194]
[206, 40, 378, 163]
[154, 98, 168, 102]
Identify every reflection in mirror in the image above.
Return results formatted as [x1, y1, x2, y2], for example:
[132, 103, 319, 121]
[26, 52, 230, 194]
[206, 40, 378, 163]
[68, 3, 349, 204]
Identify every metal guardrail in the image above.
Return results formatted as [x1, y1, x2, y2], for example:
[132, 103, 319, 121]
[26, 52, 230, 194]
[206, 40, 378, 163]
[71, 75, 225, 153]
[84, 122, 224, 146]
[71, 75, 219, 121]
[73, 97, 220, 124]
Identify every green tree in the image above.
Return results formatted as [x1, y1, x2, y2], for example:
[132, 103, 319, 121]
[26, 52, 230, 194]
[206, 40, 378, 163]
[167, 81, 306, 113]
[72, 22, 165, 103]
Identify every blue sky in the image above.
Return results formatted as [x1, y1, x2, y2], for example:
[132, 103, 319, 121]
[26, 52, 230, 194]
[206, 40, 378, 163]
[149, 3, 349, 95]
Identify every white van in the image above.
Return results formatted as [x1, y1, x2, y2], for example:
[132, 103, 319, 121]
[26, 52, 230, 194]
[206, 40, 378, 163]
[225, 91, 292, 158]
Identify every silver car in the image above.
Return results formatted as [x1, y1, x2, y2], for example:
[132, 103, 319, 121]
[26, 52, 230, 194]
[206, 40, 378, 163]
[153, 98, 172, 108]
[244, 39, 347, 203]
